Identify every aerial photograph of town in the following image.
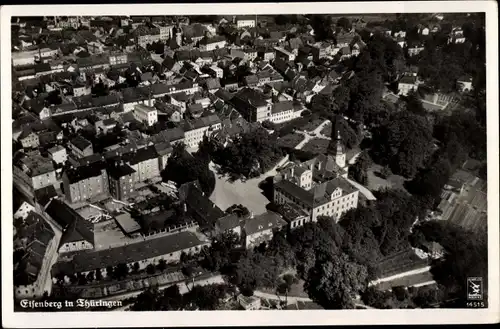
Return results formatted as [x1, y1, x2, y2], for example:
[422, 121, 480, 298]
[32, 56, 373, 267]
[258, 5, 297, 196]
[10, 12, 488, 312]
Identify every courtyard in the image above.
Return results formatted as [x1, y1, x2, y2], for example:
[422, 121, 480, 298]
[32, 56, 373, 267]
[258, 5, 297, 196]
[209, 161, 280, 216]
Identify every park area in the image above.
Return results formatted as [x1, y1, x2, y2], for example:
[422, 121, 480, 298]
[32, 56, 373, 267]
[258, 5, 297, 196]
[320, 122, 332, 137]
[277, 133, 305, 149]
[301, 118, 326, 132]
[301, 138, 330, 154]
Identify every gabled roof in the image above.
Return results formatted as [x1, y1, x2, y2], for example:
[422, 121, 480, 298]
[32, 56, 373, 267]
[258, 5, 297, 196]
[216, 214, 241, 232]
[206, 77, 221, 90]
[52, 230, 206, 276]
[70, 135, 92, 151]
[272, 101, 295, 114]
[244, 211, 287, 235]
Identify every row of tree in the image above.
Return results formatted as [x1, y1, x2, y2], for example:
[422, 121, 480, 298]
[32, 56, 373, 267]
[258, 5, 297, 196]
[132, 283, 236, 311]
[197, 126, 284, 180]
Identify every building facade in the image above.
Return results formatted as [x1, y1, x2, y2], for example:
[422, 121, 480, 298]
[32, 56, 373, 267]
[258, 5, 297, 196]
[62, 164, 109, 203]
[133, 104, 158, 126]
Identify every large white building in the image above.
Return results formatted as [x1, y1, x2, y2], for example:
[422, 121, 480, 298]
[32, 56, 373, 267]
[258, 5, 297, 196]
[133, 104, 158, 126]
[269, 101, 303, 124]
[199, 36, 227, 51]
[183, 115, 222, 149]
[273, 133, 360, 223]
[237, 18, 256, 29]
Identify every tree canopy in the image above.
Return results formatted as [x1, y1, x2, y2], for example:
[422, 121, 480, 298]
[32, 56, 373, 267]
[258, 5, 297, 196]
[161, 143, 216, 196]
[370, 111, 433, 177]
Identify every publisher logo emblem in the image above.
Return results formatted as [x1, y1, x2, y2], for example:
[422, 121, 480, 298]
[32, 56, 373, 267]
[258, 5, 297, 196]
[467, 277, 483, 300]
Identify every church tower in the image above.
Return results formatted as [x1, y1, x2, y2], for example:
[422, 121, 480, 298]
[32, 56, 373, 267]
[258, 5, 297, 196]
[334, 130, 346, 169]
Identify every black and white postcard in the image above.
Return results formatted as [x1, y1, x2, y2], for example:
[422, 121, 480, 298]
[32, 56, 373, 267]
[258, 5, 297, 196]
[1, 1, 498, 327]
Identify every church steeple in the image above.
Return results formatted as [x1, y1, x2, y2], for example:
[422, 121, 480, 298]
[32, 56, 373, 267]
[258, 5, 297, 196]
[334, 129, 346, 168]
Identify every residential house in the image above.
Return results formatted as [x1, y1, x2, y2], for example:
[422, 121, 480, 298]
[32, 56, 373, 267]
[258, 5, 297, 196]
[155, 102, 183, 122]
[107, 162, 136, 201]
[122, 146, 161, 183]
[394, 30, 406, 38]
[13, 212, 56, 299]
[208, 65, 224, 79]
[243, 48, 258, 61]
[199, 36, 227, 52]
[237, 295, 261, 310]
[194, 96, 212, 109]
[243, 211, 287, 248]
[215, 214, 242, 237]
[244, 74, 259, 87]
[69, 135, 93, 158]
[205, 77, 222, 93]
[457, 76, 473, 92]
[109, 52, 128, 66]
[154, 141, 173, 171]
[222, 77, 239, 91]
[73, 83, 91, 97]
[62, 162, 109, 203]
[448, 28, 466, 44]
[229, 87, 272, 123]
[339, 46, 352, 60]
[44, 199, 94, 253]
[13, 152, 58, 191]
[398, 75, 419, 96]
[258, 47, 275, 61]
[48, 145, 67, 165]
[351, 18, 367, 31]
[95, 118, 118, 135]
[133, 104, 158, 127]
[183, 114, 222, 149]
[335, 32, 357, 48]
[419, 26, 430, 35]
[187, 103, 204, 119]
[18, 130, 40, 149]
[274, 46, 296, 62]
